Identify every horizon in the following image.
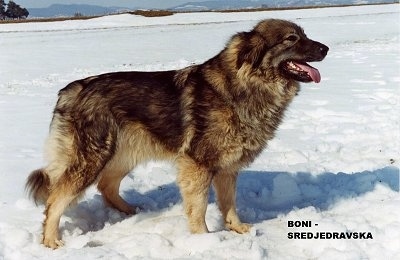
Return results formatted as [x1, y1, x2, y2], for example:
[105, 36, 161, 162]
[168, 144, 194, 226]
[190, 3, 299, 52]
[12, 0, 208, 9]
[13, 0, 400, 10]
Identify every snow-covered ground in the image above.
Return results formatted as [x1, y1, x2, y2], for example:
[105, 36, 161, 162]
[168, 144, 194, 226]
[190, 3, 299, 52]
[0, 4, 399, 260]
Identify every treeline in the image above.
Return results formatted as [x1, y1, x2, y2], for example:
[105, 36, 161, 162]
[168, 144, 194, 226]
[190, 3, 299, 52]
[0, 0, 29, 19]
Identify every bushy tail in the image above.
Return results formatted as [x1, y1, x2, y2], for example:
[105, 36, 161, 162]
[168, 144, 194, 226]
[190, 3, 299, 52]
[25, 168, 50, 205]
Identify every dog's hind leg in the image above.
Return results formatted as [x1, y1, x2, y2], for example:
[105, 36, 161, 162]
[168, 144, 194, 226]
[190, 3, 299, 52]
[43, 158, 110, 249]
[42, 140, 115, 249]
[41, 110, 117, 248]
[42, 182, 76, 249]
[97, 126, 164, 215]
[97, 128, 139, 215]
[97, 166, 136, 215]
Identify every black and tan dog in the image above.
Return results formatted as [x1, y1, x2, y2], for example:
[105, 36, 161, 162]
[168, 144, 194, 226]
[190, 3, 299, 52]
[26, 19, 328, 248]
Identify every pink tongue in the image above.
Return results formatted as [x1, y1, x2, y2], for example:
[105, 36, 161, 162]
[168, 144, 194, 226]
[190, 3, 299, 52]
[295, 62, 321, 83]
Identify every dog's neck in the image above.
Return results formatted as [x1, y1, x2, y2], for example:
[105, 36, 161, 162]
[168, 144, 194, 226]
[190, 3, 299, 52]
[202, 52, 300, 125]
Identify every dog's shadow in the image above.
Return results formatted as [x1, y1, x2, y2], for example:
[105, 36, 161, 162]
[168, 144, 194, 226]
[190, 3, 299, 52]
[64, 166, 398, 234]
[236, 166, 398, 222]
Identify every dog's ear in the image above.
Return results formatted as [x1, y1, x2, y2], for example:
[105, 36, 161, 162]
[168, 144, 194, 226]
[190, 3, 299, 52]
[236, 31, 267, 70]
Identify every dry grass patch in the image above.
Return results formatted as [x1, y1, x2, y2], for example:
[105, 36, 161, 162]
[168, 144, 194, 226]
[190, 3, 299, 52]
[128, 10, 174, 17]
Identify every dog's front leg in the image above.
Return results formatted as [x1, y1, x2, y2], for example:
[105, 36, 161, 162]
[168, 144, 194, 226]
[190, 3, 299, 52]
[213, 171, 251, 233]
[177, 156, 212, 233]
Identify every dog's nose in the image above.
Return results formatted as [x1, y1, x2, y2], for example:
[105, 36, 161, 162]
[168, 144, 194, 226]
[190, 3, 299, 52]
[319, 44, 329, 56]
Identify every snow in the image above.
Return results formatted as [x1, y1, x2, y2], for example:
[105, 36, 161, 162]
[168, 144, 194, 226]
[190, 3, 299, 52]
[1, 4, 399, 260]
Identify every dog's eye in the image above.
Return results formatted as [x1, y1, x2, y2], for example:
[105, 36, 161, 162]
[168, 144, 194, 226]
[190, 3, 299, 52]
[286, 35, 299, 42]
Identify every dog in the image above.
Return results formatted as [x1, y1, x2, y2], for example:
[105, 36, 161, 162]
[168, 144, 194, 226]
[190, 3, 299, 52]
[26, 19, 328, 249]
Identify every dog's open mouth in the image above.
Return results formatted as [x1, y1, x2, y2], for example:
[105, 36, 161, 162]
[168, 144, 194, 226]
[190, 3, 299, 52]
[281, 61, 321, 83]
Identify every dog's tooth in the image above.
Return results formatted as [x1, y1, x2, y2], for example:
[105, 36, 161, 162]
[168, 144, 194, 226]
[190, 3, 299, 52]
[288, 62, 297, 70]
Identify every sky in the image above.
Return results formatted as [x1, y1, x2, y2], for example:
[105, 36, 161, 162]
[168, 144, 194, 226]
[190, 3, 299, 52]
[15, 0, 209, 8]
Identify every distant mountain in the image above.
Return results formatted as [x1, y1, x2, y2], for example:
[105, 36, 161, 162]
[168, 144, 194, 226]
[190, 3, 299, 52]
[28, 4, 129, 18]
[171, 0, 396, 11]
[28, 1, 397, 17]
[172, 0, 256, 11]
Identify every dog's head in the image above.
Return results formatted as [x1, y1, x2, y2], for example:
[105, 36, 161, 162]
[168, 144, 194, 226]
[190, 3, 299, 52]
[233, 19, 329, 83]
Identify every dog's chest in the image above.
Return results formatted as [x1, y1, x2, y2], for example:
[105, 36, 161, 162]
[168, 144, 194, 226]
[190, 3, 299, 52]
[201, 109, 276, 169]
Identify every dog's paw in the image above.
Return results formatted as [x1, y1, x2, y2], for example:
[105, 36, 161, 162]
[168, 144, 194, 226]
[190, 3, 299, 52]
[227, 222, 252, 234]
[122, 205, 138, 215]
[43, 237, 64, 249]
[188, 221, 209, 234]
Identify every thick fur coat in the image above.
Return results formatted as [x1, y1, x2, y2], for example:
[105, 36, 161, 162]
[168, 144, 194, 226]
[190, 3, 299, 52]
[26, 19, 328, 248]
